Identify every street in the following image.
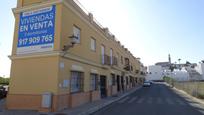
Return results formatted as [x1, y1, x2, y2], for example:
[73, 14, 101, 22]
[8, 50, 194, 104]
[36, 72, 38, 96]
[93, 83, 204, 115]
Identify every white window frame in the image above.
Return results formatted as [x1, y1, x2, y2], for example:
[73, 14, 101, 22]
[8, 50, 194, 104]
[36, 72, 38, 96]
[90, 37, 96, 51]
[73, 26, 81, 43]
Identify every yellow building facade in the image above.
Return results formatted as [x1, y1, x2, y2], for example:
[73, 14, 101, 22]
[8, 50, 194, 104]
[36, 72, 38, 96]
[7, 0, 145, 112]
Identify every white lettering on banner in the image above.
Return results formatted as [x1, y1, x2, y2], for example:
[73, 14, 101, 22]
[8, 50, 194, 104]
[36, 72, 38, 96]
[22, 7, 52, 17]
[17, 5, 56, 54]
[21, 13, 54, 25]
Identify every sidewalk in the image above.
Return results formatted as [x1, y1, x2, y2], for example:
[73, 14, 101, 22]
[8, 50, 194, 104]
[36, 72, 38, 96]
[0, 86, 141, 115]
[164, 82, 204, 105]
[53, 86, 142, 115]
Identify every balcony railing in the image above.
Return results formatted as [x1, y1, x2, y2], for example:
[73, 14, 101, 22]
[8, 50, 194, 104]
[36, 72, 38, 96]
[113, 57, 118, 66]
[124, 65, 131, 71]
[101, 55, 118, 66]
[101, 54, 110, 65]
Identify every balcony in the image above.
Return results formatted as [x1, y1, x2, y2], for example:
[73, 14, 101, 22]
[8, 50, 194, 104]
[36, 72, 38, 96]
[124, 65, 131, 71]
[101, 55, 118, 66]
[101, 54, 110, 65]
[112, 57, 118, 66]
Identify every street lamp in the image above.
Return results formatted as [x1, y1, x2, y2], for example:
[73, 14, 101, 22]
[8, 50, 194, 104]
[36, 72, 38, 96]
[62, 35, 78, 56]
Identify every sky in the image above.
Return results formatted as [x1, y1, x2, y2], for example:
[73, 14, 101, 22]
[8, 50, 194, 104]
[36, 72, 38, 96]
[0, 0, 204, 77]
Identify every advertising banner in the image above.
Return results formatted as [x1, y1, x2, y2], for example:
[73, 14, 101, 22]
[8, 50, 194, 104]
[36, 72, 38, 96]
[17, 5, 56, 54]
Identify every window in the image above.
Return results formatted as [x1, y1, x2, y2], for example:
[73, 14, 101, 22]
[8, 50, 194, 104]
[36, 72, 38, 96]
[101, 45, 105, 64]
[90, 38, 96, 51]
[110, 48, 113, 65]
[111, 74, 116, 85]
[121, 56, 123, 64]
[73, 26, 81, 43]
[71, 71, 83, 93]
[90, 74, 98, 91]
[126, 77, 129, 85]
[125, 58, 129, 65]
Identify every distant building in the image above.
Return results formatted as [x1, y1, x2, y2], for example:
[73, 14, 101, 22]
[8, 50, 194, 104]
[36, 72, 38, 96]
[172, 68, 190, 81]
[195, 63, 204, 80]
[146, 65, 163, 81]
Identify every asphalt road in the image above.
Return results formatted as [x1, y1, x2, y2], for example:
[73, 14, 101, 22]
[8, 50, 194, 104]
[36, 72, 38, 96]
[93, 83, 204, 115]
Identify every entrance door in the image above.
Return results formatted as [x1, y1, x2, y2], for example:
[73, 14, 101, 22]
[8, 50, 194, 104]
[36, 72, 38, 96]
[100, 76, 107, 98]
[121, 76, 124, 92]
[117, 75, 120, 92]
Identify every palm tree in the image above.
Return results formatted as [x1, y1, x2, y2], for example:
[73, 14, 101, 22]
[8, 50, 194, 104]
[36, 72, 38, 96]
[178, 58, 181, 70]
[178, 58, 181, 64]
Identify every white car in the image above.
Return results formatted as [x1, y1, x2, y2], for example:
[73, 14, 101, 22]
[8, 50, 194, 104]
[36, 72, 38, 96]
[143, 81, 151, 87]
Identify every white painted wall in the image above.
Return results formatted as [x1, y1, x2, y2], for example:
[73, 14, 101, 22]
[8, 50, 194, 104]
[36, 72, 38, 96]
[146, 65, 163, 81]
[172, 69, 190, 81]
[195, 63, 204, 80]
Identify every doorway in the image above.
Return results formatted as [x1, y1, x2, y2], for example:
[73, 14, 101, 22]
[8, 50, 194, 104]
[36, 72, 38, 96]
[100, 76, 107, 98]
[117, 75, 120, 92]
[121, 76, 124, 92]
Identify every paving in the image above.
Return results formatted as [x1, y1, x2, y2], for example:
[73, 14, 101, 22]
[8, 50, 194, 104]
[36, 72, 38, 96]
[93, 82, 204, 115]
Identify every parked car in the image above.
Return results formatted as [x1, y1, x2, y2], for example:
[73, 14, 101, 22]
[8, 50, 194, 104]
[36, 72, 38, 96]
[143, 81, 151, 87]
[0, 85, 8, 99]
[150, 81, 153, 84]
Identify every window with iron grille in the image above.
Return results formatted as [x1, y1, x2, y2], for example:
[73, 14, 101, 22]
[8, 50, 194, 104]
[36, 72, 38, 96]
[90, 73, 98, 91]
[71, 71, 84, 93]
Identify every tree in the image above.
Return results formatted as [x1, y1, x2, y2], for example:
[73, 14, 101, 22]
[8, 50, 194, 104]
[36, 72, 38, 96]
[0, 77, 9, 85]
[169, 64, 175, 72]
[186, 61, 191, 65]
[178, 58, 181, 64]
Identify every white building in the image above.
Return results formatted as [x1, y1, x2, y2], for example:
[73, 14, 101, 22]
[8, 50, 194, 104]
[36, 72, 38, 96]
[172, 69, 190, 81]
[195, 63, 204, 80]
[146, 65, 163, 81]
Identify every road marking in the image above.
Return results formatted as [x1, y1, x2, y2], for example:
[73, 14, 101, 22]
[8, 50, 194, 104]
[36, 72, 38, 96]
[118, 97, 130, 103]
[157, 98, 162, 104]
[147, 97, 153, 104]
[166, 98, 174, 105]
[128, 97, 138, 103]
[136, 97, 144, 104]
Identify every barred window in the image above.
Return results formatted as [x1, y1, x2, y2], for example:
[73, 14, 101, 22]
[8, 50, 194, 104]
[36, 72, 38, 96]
[90, 74, 98, 91]
[71, 71, 84, 93]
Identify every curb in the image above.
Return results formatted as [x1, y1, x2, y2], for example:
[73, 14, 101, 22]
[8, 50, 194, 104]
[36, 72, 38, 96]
[79, 86, 142, 115]
[164, 82, 204, 105]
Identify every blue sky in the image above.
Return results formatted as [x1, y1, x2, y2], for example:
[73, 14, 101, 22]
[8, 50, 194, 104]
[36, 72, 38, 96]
[0, 0, 204, 77]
